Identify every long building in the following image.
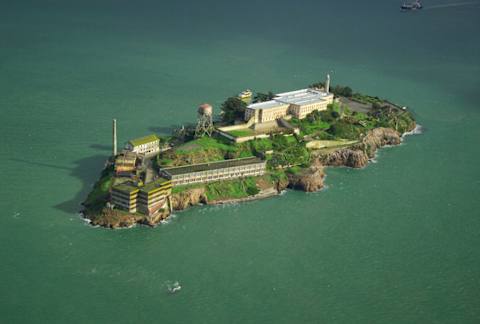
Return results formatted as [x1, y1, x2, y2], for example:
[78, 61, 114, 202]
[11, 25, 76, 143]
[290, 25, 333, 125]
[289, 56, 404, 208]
[245, 88, 334, 124]
[110, 178, 172, 215]
[159, 157, 266, 186]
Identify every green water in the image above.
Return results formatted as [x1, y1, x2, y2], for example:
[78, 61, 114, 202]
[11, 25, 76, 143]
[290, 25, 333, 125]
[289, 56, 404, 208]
[1, 0, 480, 323]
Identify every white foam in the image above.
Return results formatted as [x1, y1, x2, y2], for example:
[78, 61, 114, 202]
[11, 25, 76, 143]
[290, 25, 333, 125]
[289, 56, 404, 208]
[165, 281, 182, 294]
[402, 124, 423, 137]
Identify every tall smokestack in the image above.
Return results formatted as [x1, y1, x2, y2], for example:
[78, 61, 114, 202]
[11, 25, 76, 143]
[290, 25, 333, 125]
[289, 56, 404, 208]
[325, 74, 330, 94]
[112, 118, 117, 157]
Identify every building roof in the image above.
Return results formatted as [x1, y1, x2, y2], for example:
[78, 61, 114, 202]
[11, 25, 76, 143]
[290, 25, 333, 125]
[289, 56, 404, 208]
[139, 177, 171, 194]
[112, 182, 139, 194]
[247, 100, 287, 110]
[246, 88, 331, 111]
[161, 157, 265, 176]
[275, 88, 330, 106]
[128, 134, 159, 147]
[115, 151, 137, 166]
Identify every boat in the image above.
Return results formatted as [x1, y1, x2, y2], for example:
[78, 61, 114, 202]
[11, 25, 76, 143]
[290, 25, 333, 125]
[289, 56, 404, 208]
[238, 89, 252, 100]
[401, 0, 423, 10]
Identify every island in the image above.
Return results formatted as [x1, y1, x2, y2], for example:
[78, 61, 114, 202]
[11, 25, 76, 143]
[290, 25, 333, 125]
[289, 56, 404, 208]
[82, 75, 417, 228]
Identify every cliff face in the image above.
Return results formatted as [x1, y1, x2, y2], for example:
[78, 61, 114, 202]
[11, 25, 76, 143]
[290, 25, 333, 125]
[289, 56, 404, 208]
[319, 127, 402, 168]
[320, 149, 369, 168]
[287, 165, 325, 192]
[359, 127, 402, 158]
[170, 187, 208, 211]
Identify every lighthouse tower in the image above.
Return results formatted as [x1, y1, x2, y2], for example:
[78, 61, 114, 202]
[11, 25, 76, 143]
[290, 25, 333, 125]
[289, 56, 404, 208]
[325, 74, 331, 94]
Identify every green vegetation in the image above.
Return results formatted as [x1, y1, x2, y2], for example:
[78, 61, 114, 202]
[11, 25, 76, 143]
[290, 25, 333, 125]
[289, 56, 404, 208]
[351, 93, 383, 105]
[84, 165, 114, 211]
[228, 129, 256, 137]
[205, 177, 259, 201]
[171, 183, 204, 194]
[221, 97, 247, 123]
[309, 82, 352, 97]
[370, 106, 416, 133]
[269, 135, 310, 168]
[157, 136, 253, 167]
[285, 166, 302, 175]
[249, 138, 274, 153]
[253, 91, 275, 103]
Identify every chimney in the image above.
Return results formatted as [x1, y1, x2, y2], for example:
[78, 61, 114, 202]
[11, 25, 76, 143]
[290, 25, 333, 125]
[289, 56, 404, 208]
[113, 119, 117, 157]
[325, 74, 330, 94]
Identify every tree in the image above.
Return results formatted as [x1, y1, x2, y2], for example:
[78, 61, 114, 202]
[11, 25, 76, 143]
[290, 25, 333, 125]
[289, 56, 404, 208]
[343, 86, 353, 97]
[253, 91, 275, 103]
[221, 97, 247, 123]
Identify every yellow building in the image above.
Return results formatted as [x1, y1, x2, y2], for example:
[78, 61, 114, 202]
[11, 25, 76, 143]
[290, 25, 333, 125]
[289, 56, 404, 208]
[137, 178, 172, 216]
[111, 183, 139, 213]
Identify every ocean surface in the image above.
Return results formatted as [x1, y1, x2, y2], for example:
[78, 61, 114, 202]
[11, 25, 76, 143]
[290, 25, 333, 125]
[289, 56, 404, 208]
[1, 0, 479, 323]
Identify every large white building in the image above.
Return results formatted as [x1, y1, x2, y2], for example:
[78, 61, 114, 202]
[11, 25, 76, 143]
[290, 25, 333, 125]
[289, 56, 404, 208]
[245, 88, 334, 124]
[125, 134, 160, 156]
[244, 75, 334, 124]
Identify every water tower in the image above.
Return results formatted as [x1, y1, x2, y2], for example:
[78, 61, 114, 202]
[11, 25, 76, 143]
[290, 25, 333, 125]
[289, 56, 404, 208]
[195, 103, 214, 138]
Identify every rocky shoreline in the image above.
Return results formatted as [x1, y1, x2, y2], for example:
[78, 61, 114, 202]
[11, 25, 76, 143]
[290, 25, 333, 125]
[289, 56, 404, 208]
[83, 125, 416, 229]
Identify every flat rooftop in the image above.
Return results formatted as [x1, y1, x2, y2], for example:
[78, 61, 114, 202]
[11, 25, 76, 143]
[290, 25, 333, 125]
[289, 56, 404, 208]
[247, 88, 331, 110]
[140, 177, 171, 193]
[161, 157, 265, 176]
[112, 182, 139, 194]
[275, 88, 330, 106]
[129, 134, 159, 147]
[247, 100, 287, 110]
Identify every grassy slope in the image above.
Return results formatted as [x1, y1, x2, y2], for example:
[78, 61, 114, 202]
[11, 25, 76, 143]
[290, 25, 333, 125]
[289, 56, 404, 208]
[84, 165, 114, 212]
[158, 136, 253, 167]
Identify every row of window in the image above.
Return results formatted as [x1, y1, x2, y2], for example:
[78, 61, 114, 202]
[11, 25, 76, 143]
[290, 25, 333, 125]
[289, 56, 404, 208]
[173, 170, 264, 185]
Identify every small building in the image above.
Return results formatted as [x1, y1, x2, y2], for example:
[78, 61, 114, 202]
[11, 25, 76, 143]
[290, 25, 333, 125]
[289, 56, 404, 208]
[111, 182, 139, 213]
[137, 178, 172, 216]
[159, 157, 267, 186]
[114, 151, 138, 175]
[126, 134, 160, 157]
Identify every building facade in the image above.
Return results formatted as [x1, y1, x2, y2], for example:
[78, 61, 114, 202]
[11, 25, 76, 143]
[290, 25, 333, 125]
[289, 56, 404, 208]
[111, 183, 139, 213]
[137, 178, 172, 216]
[114, 151, 138, 175]
[126, 134, 160, 156]
[244, 88, 334, 124]
[111, 178, 172, 215]
[159, 157, 267, 186]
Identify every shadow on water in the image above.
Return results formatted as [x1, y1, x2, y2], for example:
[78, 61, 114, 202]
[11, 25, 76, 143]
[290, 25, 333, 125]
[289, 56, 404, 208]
[53, 154, 109, 214]
[11, 152, 109, 214]
[89, 144, 112, 152]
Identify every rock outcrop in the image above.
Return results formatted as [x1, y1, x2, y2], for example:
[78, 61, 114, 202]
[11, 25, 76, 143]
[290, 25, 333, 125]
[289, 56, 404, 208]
[287, 165, 325, 192]
[319, 127, 402, 168]
[170, 187, 208, 211]
[320, 148, 369, 168]
[359, 127, 401, 158]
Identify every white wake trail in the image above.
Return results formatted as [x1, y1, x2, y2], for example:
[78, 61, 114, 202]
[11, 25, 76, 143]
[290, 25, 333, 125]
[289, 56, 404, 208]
[425, 1, 480, 10]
